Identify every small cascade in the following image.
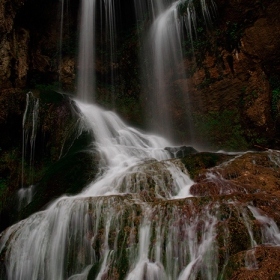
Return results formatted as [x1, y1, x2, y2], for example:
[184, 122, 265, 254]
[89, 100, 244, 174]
[0, 99, 222, 279]
[0, 195, 221, 279]
[72, 101, 192, 198]
[230, 204, 280, 271]
[248, 206, 280, 245]
[203, 171, 247, 195]
[195, 151, 280, 265]
[18, 92, 39, 208]
[268, 149, 280, 167]
[237, 205, 258, 270]
[17, 185, 34, 210]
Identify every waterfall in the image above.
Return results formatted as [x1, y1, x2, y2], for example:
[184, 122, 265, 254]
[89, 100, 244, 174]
[147, 0, 185, 140]
[1, 0, 280, 279]
[18, 92, 39, 208]
[101, 0, 117, 107]
[133, 0, 215, 142]
[0, 99, 197, 279]
[77, 0, 96, 102]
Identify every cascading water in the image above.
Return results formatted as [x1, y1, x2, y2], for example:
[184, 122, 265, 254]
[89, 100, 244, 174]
[134, 0, 215, 141]
[248, 206, 280, 245]
[2, 0, 280, 279]
[146, 0, 185, 140]
[0, 98, 197, 279]
[18, 92, 39, 209]
[77, 0, 96, 102]
[100, 0, 117, 107]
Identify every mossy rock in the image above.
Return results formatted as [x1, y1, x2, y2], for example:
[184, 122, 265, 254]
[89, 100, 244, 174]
[164, 146, 198, 158]
[180, 152, 234, 179]
[0, 90, 99, 230]
[39, 89, 64, 104]
[21, 131, 98, 219]
[227, 217, 251, 255]
[223, 246, 280, 279]
[87, 261, 102, 280]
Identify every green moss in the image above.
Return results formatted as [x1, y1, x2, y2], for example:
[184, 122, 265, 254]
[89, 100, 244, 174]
[227, 217, 251, 255]
[223, 254, 244, 279]
[194, 110, 249, 151]
[272, 88, 280, 118]
[20, 129, 97, 219]
[87, 261, 102, 280]
[178, 0, 216, 67]
[0, 179, 7, 197]
[39, 89, 64, 104]
[115, 232, 129, 279]
[218, 204, 232, 222]
[269, 76, 280, 119]
[181, 26, 211, 67]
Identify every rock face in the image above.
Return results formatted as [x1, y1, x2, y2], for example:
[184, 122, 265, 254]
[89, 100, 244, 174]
[0, 0, 78, 92]
[1, 149, 280, 279]
[165, 146, 198, 158]
[0, 0, 279, 150]
[0, 0, 28, 89]
[181, 0, 280, 149]
[0, 90, 98, 232]
[181, 150, 280, 279]
[0, 0, 24, 39]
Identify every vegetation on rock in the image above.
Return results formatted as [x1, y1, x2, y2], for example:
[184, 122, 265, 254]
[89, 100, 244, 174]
[0, 90, 98, 231]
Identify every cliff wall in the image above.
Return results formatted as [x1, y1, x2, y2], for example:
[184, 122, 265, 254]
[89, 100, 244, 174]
[0, 0, 280, 150]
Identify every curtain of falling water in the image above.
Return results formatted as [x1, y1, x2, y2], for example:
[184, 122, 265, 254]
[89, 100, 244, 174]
[133, 0, 215, 142]
[77, 0, 96, 102]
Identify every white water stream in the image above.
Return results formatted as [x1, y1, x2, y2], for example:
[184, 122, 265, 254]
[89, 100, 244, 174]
[77, 0, 96, 102]
[133, 0, 215, 141]
[146, 0, 184, 139]
[18, 92, 39, 209]
[0, 99, 199, 279]
[75, 100, 193, 198]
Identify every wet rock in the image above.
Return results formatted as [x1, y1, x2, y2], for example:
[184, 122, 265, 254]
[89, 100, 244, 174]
[0, 0, 25, 39]
[180, 152, 234, 179]
[164, 146, 197, 158]
[60, 56, 75, 91]
[182, 150, 280, 197]
[0, 90, 98, 231]
[179, 0, 280, 149]
[224, 246, 280, 279]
